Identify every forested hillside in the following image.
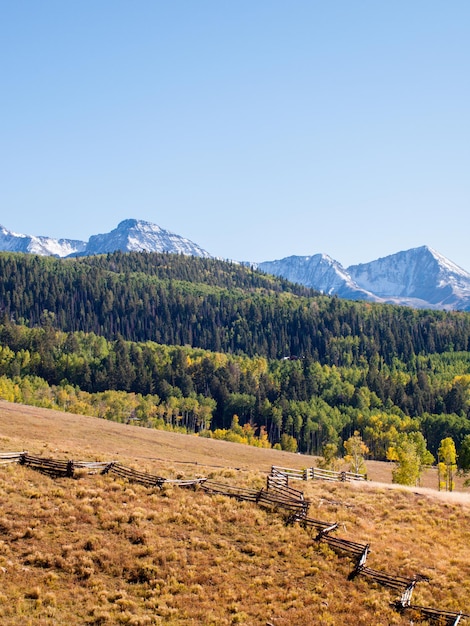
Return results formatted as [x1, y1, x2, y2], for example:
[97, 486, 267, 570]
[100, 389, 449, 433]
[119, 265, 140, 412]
[1, 251, 470, 362]
[0, 251, 469, 468]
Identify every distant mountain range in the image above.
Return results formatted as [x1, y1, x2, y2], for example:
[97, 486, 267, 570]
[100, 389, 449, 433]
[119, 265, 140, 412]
[1, 219, 470, 311]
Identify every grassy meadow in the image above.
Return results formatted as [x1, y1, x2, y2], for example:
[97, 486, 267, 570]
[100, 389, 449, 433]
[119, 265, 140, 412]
[0, 400, 469, 625]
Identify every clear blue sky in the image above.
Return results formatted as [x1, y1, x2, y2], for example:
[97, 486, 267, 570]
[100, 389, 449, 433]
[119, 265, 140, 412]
[1, 1, 469, 269]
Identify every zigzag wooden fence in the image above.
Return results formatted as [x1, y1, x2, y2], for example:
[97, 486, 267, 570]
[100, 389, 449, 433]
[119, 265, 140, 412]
[72, 460, 113, 474]
[272, 464, 366, 482]
[351, 563, 417, 599]
[319, 534, 370, 569]
[1, 451, 468, 624]
[271, 466, 468, 625]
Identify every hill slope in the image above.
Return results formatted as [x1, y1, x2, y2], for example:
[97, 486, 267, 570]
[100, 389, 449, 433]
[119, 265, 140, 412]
[0, 402, 469, 625]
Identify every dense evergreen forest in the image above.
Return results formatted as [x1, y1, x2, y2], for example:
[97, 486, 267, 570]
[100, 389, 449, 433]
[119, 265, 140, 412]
[1, 251, 470, 363]
[0, 251, 469, 465]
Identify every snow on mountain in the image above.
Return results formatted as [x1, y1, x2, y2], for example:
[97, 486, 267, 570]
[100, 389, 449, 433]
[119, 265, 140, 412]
[80, 219, 211, 258]
[258, 255, 380, 302]
[0, 220, 211, 259]
[0, 225, 86, 257]
[258, 246, 470, 311]
[347, 246, 470, 310]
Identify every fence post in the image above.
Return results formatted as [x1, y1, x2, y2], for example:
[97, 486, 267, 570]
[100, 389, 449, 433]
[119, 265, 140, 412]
[66, 460, 74, 478]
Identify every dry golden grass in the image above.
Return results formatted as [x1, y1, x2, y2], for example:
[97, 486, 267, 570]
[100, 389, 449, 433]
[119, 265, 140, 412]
[0, 400, 469, 625]
[0, 400, 319, 475]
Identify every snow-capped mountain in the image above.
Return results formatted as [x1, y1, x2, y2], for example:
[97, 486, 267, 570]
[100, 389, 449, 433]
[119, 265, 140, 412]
[78, 219, 211, 258]
[0, 220, 211, 259]
[258, 247, 470, 311]
[0, 224, 86, 257]
[258, 255, 380, 302]
[348, 246, 470, 310]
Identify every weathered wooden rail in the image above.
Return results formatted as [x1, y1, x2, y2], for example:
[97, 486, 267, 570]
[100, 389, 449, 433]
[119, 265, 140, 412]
[294, 514, 338, 535]
[199, 479, 261, 502]
[103, 462, 165, 487]
[199, 474, 311, 520]
[200, 479, 310, 519]
[266, 473, 305, 501]
[306, 467, 367, 482]
[399, 605, 470, 626]
[271, 465, 305, 480]
[19, 454, 115, 478]
[351, 564, 418, 597]
[256, 489, 310, 519]
[0, 451, 26, 464]
[72, 460, 114, 474]
[319, 534, 370, 569]
[103, 462, 206, 489]
[260, 471, 310, 519]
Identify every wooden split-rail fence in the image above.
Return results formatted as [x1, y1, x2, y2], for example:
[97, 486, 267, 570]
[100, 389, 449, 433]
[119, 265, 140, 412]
[321, 534, 370, 568]
[200, 472, 311, 521]
[0, 451, 468, 624]
[103, 461, 207, 489]
[18, 453, 112, 478]
[271, 464, 366, 482]
[270, 466, 468, 625]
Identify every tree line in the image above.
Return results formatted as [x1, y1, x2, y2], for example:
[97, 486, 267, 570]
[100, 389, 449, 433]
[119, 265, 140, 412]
[0, 318, 469, 468]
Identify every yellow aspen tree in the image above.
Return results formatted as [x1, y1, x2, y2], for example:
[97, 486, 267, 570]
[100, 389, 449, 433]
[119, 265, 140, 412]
[344, 431, 368, 475]
[438, 437, 457, 492]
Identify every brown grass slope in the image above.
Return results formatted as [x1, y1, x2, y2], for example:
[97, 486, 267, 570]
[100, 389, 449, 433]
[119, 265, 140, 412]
[0, 401, 469, 625]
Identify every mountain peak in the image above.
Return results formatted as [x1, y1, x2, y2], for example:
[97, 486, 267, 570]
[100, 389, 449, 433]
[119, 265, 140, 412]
[347, 246, 470, 308]
[84, 219, 211, 257]
[116, 218, 161, 232]
[117, 218, 139, 229]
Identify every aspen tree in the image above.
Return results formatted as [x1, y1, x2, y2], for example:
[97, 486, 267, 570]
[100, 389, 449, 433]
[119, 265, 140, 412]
[438, 437, 457, 491]
[344, 431, 368, 475]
